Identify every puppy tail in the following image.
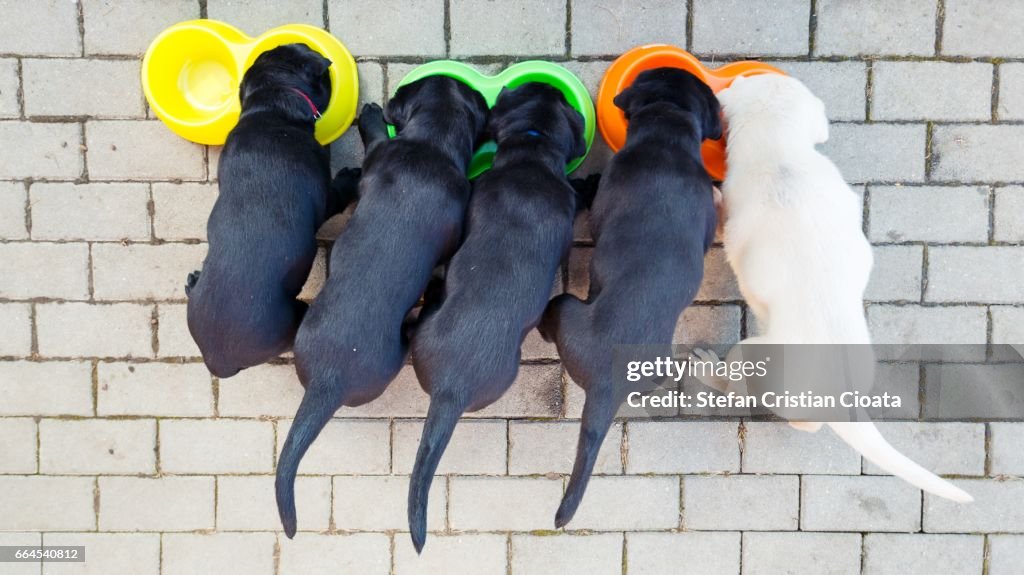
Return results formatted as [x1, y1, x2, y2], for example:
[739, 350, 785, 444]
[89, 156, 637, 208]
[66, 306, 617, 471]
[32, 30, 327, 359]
[828, 421, 973, 503]
[276, 380, 345, 538]
[409, 394, 466, 554]
[556, 386, 616, 528]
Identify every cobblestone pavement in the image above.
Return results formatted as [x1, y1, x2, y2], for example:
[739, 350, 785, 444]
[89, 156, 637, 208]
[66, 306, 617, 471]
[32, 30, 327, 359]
[1, 1, 1022, 574]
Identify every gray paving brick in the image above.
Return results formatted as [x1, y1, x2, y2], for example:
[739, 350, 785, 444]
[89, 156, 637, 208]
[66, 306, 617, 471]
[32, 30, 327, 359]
[23, 59, 144, 118]
[866, 245, 923, 302]
[926, 246, 1024, 304]
[162, 533, 274, 575]
[868, 186, 989, 243]
[329, 0, 446, 57]
[392, 419, 506, 475]
[0, 181, 27, 239]
[0, 418, 36, 473]
[863, 422, 985, 476]
[695, 247, 741, 301]
[279, 533, 390, 575]
[863, 534, 984, 575]
[990, 535, 1024, 575]
[867, 305, 988, 344]
[802, 475, 922, 532]
[471, 363, 562, 418]
[344, 366, 431, 418]
[991, 423, 1024, 476]
[40, 418, 157, 475]
[994, 186, 1024, 242]
[513, 534, 622, 575]
[570, 476, 679, 530]
[570, 0, 687, 57]
[276, 419, 390, 475]
[821, 123, 927, 184]
[922, 363, 1024, 420]
[0, 121, 82, 179]
[450, 0, 566, 57]
[161, 419, 274, 474]
[92, 243, 207, 301]
[684, 475, 798, 531]
[97, 362, 214, 417]
[0, 58, 19, 118]
[627, 532, 740, 575]
[0, 303, 31, 356]
[508, 420, 622, 475]
[521, 328, 558, 360]
[999, 64, 1024, 121]
[692, 0, 808, 56]
[0, 533, 39, 575]
[0, 243, 90, 300]
[0, 0, 81, 56]
[449, 476, 562, 531]
[769, 61, 867, 121]
[0, 476, 96, 531]
[29, 182, 151, 241]
[207, 0, 323, 33]
[627, 421, 739, 474]
[357, 61, 385, 111]
[924, 478, 1024, 532]
[334, 475, 446, 531]
[816, 0, 936, 56]
[943, 0, 1024, 57]
[99, 476, 215, 532]
[873, 362, 924, 420]
[43, 533, 160, 575]
[394, 534, 506, 575]
[675, 304, 743, 347]
[742, 422, 861, 475]
[156, 303, 200, 358]
[218, 475, 331, 532]
[82, 0, 198, 56]
[86, 121, 205, 181]
[0, 361, 93, 417]
[742, 532, 861, 575]
[932, 125, 1024, 183]
[152, 182, 217, 241]
[217, 364, 302, 417]
[872, 62, 992, 121]
[992, 306, 1024, 346]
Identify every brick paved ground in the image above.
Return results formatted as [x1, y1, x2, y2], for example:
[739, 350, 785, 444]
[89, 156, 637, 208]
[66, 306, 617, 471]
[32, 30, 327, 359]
[1, 0, 1022, 574]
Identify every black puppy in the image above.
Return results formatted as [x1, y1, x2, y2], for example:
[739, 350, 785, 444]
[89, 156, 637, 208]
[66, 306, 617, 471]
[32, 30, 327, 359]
[538, 68, 721, 527]
[186, 44, 355, 378]
[407, 82, 586, 552]
[275, 76, 489, 538]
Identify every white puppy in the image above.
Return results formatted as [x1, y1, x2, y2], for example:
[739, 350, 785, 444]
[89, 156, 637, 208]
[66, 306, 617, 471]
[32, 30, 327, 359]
[696, 74, 972, 503]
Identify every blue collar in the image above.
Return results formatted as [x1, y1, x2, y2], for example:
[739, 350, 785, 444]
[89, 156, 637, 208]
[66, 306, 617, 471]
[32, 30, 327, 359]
[524, 129, 542, 137]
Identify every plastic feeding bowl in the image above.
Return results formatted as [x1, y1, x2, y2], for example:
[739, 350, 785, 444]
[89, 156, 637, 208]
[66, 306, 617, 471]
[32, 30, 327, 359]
[142, 19, 358, 146]
[597, 44, 785, 180]
[387, 60, 596, 179]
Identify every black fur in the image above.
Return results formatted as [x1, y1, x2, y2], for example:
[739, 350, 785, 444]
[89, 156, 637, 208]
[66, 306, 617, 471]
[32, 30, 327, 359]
[186, 44, 351, 379]
[537, 67, 721, 527]
[406, 82, 585, 553]
[275, 76, 489, 538]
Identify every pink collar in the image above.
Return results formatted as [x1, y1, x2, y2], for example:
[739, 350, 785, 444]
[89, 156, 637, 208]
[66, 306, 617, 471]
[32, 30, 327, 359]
[290, 88, 322, 120]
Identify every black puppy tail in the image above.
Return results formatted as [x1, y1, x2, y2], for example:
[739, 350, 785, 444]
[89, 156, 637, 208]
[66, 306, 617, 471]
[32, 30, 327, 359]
[276, 380, 345, 538]
[556, 385, 616, 528]
[409, 393, 466, 553]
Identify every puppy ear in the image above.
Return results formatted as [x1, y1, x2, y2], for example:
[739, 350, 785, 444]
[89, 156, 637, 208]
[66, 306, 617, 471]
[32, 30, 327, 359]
[310, 51, 332, 77]
[384, 82, 420, 131]
[612, 86, 636, 119]
[564, 103, 587, 160]
[811, 96, 829, 144]
[700, 83, 723, 141]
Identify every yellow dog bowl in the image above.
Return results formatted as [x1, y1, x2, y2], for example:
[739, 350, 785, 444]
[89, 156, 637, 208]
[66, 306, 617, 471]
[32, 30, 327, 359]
[142, 19, 358, 146]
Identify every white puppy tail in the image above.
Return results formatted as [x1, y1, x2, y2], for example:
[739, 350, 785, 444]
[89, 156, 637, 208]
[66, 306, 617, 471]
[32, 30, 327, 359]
[828, 422, 974, 503]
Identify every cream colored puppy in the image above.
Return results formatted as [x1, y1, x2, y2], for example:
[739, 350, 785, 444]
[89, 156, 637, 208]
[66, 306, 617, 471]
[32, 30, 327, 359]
[695, 74, 972, 503]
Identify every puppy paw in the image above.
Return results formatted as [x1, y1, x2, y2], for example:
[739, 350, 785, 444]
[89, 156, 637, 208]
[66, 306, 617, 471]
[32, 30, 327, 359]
[184, 270, 201, 297]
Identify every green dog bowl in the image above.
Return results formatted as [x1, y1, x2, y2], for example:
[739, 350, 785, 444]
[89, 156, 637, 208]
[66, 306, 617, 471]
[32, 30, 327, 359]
[386, 60, 596, 179]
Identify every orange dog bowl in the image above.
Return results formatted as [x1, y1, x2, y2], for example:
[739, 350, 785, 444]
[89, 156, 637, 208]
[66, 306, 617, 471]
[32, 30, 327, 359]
[597, 44, 785, 180]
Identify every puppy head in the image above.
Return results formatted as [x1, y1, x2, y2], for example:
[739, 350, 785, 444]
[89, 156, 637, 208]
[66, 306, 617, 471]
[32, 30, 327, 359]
[488, 82, 587, 161]
[241, 44, 333, 112]
[613, 67, 722, 141]
[717, 75, 829, 145]
[384, 75, 489, 142]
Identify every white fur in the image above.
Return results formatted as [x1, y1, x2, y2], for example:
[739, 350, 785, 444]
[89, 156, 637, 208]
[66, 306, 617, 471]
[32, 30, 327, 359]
[701, 74, 972, 504]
